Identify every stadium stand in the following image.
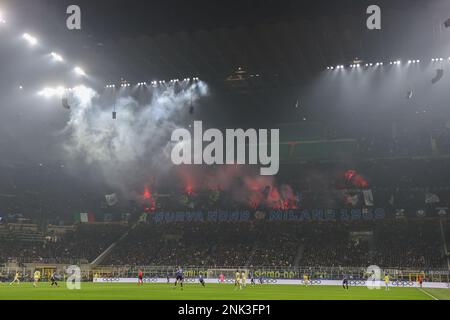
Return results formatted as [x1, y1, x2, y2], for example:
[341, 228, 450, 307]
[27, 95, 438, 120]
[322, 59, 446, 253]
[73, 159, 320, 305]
[0, 217, 448, 270]
[0, 224, 127, 264]
[1, 141, 450, 270]
[99, 220, 448, 269]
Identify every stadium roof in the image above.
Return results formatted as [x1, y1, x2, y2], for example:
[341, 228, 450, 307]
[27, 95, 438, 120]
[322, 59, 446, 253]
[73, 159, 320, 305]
[2, 0, 449, 89]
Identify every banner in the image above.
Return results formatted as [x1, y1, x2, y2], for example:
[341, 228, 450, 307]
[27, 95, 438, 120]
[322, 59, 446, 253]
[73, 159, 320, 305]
[92, 278, 450, 289]
[105, 193, 118, 206]
[148, 206, 450, 224]
[363, 190, 374, 206]
[436, 207, 448, 216]
[139, 212, 148, 222]
[395, 209, 406, 219]
[268, 208, 386, 222]
[345, 194, 359, 206]
[152, 211, 250, 224]
[150, 208, 387, 224]
[416, 209, 427, 217]
[74, 212, 96, 223]
[425, 193, 440, 204]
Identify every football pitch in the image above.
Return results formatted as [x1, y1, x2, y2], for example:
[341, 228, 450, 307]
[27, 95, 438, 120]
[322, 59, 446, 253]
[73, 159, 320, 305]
[1, 283, 449, 300]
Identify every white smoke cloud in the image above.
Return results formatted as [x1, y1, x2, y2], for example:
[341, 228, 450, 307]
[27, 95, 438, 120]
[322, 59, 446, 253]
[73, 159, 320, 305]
[62, 83, 209, 194]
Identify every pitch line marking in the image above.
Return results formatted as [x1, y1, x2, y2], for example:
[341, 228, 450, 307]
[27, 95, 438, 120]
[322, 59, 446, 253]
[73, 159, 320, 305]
[418, 288, 439, 300]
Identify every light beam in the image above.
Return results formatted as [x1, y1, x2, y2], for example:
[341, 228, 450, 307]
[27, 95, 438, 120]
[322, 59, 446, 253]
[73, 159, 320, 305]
[23, 33, 38, 46]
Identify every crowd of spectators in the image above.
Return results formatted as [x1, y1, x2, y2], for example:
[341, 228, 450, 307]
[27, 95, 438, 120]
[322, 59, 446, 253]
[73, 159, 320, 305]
[1, 154, 450, 269]
[104, 219, 448, 269]
[0, 224, 127, 264]
[372, 220, 444, 268]
[0, 219, 447, 269]
[104, 223, 256, 267]
[300, 223, 371, 268]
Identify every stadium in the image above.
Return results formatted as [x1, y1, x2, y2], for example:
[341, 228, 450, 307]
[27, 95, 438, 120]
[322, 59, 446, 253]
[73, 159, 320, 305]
[0, 0, 450, 303]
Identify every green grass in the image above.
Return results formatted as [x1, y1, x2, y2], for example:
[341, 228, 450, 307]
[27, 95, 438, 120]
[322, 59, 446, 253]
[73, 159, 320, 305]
[1, 283, 449, 300]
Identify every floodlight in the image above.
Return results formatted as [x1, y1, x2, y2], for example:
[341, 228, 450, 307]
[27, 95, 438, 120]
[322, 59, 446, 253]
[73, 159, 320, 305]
[38, 87, 54, 98]
[23, 33, 38, 46]
[51, 52, 64, 62]
[74, 66, 86, 76]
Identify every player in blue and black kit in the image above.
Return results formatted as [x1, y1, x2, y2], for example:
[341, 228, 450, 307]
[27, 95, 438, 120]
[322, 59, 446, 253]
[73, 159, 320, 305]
[199, 274, 206, 287]
[50, 272, 59, 287]
[342, 275, 349, 290]
[250, 272, 256, 286]
[174, 267, 184, 290]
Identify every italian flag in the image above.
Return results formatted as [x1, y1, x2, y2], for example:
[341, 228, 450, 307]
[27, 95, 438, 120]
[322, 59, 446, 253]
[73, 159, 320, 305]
[74, 212, 96, 223]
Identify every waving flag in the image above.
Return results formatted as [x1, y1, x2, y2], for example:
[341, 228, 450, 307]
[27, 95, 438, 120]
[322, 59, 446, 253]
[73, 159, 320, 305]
[105, 193, 118, 206]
